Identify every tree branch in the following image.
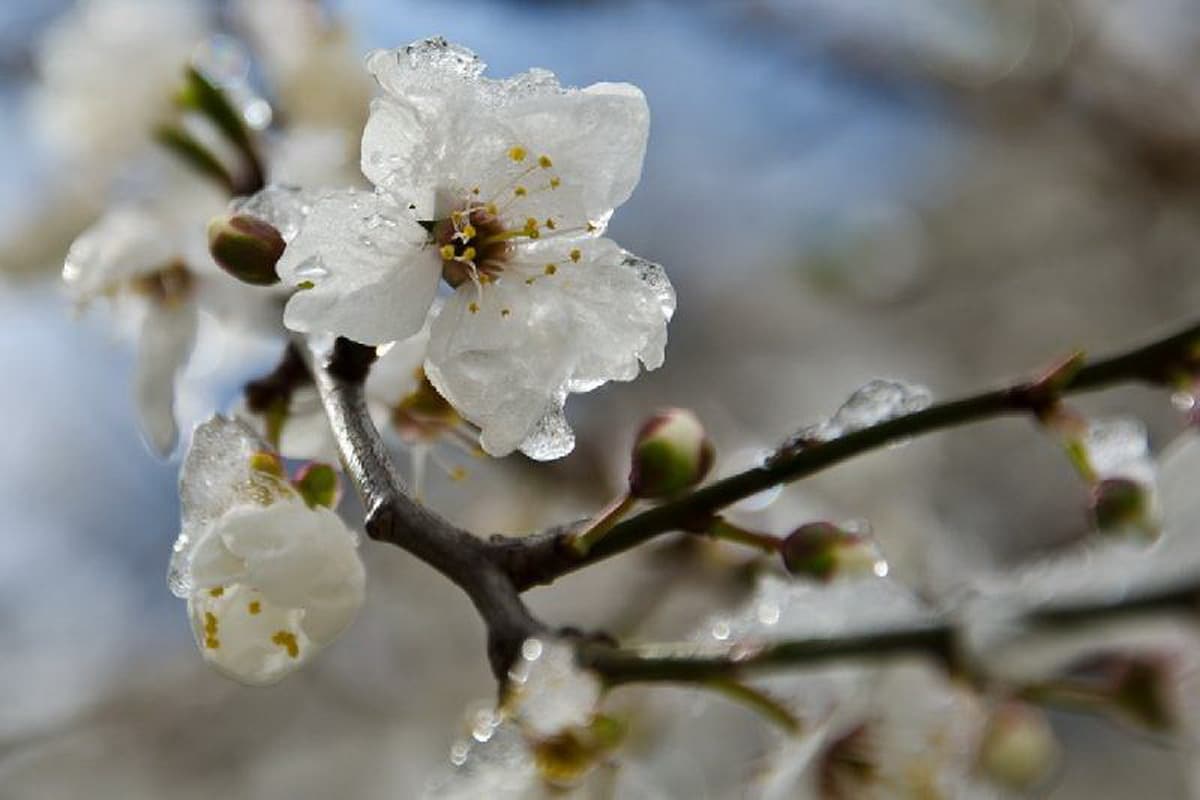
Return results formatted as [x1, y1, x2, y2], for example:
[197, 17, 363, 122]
[578, 574, 1200, 688]
[500, 318, 1200, 588]
[311, 338, 544, 678]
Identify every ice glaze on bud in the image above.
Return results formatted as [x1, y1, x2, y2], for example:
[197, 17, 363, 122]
[628, 408, 714, 499]
[977, 701, 1060, 792]
[1090, 477, 1155, 539]
[207, 213, 285, 286]
[780, 522, 887, 581]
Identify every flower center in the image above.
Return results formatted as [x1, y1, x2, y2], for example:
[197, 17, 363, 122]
[434, 203, 512, 287]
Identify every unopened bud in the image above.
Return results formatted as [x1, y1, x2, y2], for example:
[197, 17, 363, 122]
[628, 408, 714, 499]
[1091, 477, 1156, 539]
[293, 462, 341, 509]
[208, 213, 285, 286]
[977, 701, 1060, 792]
[780, 522, 886, 581]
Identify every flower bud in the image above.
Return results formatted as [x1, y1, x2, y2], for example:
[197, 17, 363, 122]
[780, 522, 886, 581]
[628, 408, 714, 499]
[1090, 477, 1156, 539]
[207, 213, 285, 286]
[293, 462, 341, 509]
[977, 701, 1060, 792]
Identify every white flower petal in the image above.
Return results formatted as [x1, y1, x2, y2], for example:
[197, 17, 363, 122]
[277, 189, 440, 344]
[426, 281, 575, 457]
[63, 208, 175, 300]
[135, 301, 197, 456]
[189, 583, 310, 686]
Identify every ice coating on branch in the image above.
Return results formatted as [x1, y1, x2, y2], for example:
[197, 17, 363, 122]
[276, 37, 671, 459]
[507, 638, 603, 739]
[169, 416, 365, 685]
[781, 379, 933, 451]
[427, 719, 541, 799]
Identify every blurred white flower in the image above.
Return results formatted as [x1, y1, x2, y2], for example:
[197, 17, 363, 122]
[32, 0, 208, 169]
[277, 38, 674, 459]
[62, 178, 276, 454]
[506, 638, 603, 740]
[168, 416, 365, 686]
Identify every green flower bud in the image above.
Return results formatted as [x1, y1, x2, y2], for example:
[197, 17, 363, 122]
[628, 408, 714, 499]
[977, 701, 1060, 792]
[293, 462, 341, 509]
[780, 522, 886, 581]
[207, 213, 285, 286]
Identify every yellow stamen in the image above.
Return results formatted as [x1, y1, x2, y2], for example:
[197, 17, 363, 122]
[440, 244, 456, 260]
[461, 224, 477, 239]
[461, 246, 477, 261]
[538, 155, 553, 169]
[514, 186, 528, 198]
[544, 264, 558, 275]
[248, 601, 261, 615]
[545, 218, 557, 230]
[569, 249, 582, 263]
[450, 466, 468, 481]
[272, 630, 300, 658]
[469, 302, 479, 313]
[205, 637, 220, 649]
[204, 612, 218, 636]
[509, 146, 527, 162]
[208, 587, 224, 598]
[501, 308, 511, 317]
[549, 177, 561, 189]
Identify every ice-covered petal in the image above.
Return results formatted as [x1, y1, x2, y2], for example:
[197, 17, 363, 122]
[277, 189, 440, 344]
[232, 184, 322, 244]
[63, 208, 176, 300]
[362, 39, 649, 226]
[135, 300, 197, 456]
[508, 637, 603, 739]
[368, 318, 433, 406]
[425, 280, 575, 457]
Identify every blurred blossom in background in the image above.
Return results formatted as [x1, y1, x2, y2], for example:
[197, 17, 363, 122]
[2, 0, 1200, 797]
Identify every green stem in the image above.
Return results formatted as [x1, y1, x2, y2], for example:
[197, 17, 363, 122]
[706, 678, 802, 733]
[569, 493, 636, 556]
[708, 517, 782, 554]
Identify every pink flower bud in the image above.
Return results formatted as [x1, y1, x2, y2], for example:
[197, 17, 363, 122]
[207, 213, 285, 286]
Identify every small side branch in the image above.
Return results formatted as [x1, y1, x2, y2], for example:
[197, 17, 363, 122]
[499, 318, 1200, 588]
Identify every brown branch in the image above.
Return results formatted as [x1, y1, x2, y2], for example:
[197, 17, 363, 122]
[497, 318, 1200, 588]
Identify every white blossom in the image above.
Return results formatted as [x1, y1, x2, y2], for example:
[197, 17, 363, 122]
[62, 177, 274, 454]
[32, 0, 208, 168]
[507, 637, 604, 740]
[169, 416, 365, 686]
[277, 38, 674, 459]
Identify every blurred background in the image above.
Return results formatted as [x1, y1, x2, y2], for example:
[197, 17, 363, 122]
[3, 0, 1200, 796]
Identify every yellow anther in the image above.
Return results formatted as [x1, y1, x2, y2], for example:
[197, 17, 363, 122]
[450, 466, 468, 481]
[549, 177, 561, 189]
[461, 247, 477, 261]
[544, 263, 558, 275]
[440, 244, 456, 260]
[469, 302, 479, 314]
[479, 274, 493, 284]
[451, 209, 464, 222]
[509, 146, 527, 162]
[545, 218, 556, 230]
[208, 586, 224, 598]
[514, 186, 528, 198]
[248, 601, 261, 615]
[525, 217, 539, 231]
[471, 186, 481, 195]
[569, 249, 582, 263]
[486, 203, 499, 215]
[586, 222, 598, 233]
[501, 308, 511, 317]
[538, 155, 553, 169]
[205, 637, 220, 649]
[204, 612, 218, 636]
[461, 224, 477, 239]
[525, 277, 537, 285]
[271, 630, 299, 658]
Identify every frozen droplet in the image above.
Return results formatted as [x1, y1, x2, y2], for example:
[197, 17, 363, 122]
[449, 740, 470, 766]
[781, 379, 932, 452]
[241, 98, 272, 130]
[518, 406, 575, 461]
[232, 185, 313, 242]
[293, 256, 330, 283]
[712, 619, 731, 641]
[375, 37, 487, 81]
[472, 709, 499, 742]
[620, 251, 676, 320]
[521, 638, 544, 662]
[1172, 392, 1197, 412]
[757, 601, 781, 626]
[363, 212, 399, 230]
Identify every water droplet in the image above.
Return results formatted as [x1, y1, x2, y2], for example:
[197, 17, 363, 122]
[873, 560, 890, 577]
[756, 601, 780, 626]
[241, 98, 272, 130]
[449, 740, 470, 766]
[1172, 391, 1196, 412]
[294, 256, 329, 283]
[728, 448, 783, 511]
[712, 619, 731, 641]
[521, 637, 544, 662]
[782, 380, 933, 450]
